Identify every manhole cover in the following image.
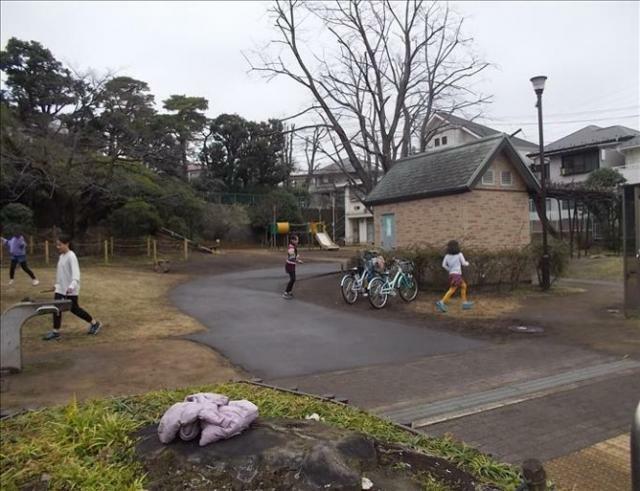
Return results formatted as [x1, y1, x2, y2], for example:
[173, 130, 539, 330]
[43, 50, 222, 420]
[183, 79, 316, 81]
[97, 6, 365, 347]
[509, 325, 544, 334]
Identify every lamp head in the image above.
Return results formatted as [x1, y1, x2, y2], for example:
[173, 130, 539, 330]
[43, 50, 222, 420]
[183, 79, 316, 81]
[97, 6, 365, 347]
[530, 75, 547, 94]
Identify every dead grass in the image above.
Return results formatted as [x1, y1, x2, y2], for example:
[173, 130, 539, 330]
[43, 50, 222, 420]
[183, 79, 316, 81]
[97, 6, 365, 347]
[565, 255, 623, 282]
[0, 262, 205, 352]
[409, 285, 586, 320]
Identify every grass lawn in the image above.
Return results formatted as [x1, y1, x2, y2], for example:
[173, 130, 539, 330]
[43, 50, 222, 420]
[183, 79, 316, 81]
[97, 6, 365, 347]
[0, 259, 241, 410]
[0, 261, 204, 350]
[0, 383, 523, 491]
[564, 255, 623, 282]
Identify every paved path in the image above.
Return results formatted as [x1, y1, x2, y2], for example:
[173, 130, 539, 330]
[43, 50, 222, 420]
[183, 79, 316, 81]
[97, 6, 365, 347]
[171, 263, 484, 379]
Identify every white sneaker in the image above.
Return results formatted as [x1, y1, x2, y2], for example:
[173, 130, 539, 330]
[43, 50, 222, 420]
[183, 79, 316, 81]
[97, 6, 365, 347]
[8, 279, 14, 286]
[32, 279, 40, 286]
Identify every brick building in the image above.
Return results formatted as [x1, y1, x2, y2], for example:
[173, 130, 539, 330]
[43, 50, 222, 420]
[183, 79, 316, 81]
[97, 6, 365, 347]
[364, 135, 540, 250]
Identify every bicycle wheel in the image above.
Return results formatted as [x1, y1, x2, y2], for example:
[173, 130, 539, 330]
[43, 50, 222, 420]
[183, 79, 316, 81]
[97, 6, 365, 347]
[398, 273, 418, 302]
[341, 274, 359, 304]
[368, 277, 388, 309]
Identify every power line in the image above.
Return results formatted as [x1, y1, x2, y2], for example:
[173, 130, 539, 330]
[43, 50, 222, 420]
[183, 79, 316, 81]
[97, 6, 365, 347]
[484, 104, 640, 121]
[479, 114, 639, 126]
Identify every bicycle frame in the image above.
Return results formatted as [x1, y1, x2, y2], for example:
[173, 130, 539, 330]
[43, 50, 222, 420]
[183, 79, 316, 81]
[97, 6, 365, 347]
[378, 268, 412, 295]
[341, 261, 376, 292]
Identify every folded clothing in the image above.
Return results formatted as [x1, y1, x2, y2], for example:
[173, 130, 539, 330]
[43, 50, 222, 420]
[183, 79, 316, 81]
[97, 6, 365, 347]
[158, 392, 259, 446]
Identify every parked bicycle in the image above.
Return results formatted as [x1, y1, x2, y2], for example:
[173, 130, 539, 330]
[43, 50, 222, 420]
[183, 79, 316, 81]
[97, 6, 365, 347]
[340, 251, 384, 304]
[367, 258, 419, 309]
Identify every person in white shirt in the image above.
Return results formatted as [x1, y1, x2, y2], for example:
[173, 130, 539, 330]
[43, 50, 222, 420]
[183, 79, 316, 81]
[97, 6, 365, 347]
[42, 234, 102, 340]
[435, 240, 474, 312]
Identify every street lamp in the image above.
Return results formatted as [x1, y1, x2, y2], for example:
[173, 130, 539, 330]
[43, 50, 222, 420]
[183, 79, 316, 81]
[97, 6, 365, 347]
[531, 75, 551, 290]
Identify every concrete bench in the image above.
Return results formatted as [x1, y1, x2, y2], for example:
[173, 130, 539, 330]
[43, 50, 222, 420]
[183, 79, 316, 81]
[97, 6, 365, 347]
[1, 299, 72, 373]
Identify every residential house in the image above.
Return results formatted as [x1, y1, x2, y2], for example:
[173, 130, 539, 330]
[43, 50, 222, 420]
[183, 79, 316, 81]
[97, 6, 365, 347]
[364, 135, 540, 250]
[424, 111, 539, 160]
[529, 125, 640, 185]
[527, 125, 640, 238]
[291, 162, 374, 245]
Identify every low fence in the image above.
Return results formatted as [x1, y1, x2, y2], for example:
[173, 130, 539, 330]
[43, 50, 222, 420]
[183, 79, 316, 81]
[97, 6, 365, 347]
[0, 234, 204, 267]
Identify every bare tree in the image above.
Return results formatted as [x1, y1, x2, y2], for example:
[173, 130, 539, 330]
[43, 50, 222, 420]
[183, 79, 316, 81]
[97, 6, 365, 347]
[247, 0, 490, 194]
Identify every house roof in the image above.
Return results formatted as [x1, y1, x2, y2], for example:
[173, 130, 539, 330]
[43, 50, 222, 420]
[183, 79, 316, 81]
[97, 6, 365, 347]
[364, 134, 540, 206]
[533, 125, 640, 156]
[433, 111, 538, 150]
[618, 134, 640, 151]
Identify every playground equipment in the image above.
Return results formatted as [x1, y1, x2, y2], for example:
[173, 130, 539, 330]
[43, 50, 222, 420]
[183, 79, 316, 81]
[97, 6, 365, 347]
[1, 299, 72, 372]
[269, 221, 340, 250]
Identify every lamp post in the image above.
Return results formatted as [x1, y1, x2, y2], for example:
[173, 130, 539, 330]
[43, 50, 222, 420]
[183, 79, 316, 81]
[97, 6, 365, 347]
[531, 75, 551, 290]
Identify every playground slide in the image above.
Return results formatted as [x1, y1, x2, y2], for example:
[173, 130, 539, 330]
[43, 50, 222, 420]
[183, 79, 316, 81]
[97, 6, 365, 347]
[315, 232, 340, 250]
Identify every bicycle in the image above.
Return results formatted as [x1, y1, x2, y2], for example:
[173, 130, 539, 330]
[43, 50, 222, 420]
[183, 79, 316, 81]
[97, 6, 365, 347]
[340, 251, 382, 304]
[367, 258, 419, 309]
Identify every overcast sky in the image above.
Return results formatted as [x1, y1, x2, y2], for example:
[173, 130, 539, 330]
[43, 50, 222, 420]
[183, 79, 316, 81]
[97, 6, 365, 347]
[1, 1, 638, 146]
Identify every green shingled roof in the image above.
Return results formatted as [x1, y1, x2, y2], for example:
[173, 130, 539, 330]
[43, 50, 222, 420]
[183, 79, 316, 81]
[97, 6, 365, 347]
[364, 134, 539, 206]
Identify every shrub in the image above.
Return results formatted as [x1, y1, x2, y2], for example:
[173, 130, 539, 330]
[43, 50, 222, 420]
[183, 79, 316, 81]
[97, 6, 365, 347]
[528, 239, 570, 286]
[164, 216, 188, 237]
[109, 201, 162, 238]
[201, 203, 252, 243]
[0, 203, 34, 236]
[354, 245, 535, 291]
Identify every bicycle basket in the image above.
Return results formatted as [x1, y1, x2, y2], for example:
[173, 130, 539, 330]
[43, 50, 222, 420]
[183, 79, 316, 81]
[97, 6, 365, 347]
[398, 260, 414, 274]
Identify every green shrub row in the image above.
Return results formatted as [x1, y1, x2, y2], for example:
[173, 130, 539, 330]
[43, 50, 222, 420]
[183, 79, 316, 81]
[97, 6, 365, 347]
[353, 241, 570, 290]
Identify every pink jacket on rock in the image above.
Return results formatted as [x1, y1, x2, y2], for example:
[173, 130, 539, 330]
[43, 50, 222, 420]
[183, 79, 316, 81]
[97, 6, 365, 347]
[157, 392, 259, 446]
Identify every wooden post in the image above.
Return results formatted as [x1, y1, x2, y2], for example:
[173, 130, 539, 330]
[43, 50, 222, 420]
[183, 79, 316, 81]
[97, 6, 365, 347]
[104, 240, 109, 264]
[153, 239, 158, 263]
[45, 240, 50, 265]
[29, 236, 34, 255]
[184, 238, 189, 261]
[147, 236, 151, 257]
[110, 237, 114, 257]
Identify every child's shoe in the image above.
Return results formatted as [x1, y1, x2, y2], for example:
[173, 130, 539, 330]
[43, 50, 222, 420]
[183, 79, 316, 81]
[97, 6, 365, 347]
[8, 279, 14, 286]
[435, 300, 448, 312]
[32, 279, 40, 286]
[462, 301, 474, 310]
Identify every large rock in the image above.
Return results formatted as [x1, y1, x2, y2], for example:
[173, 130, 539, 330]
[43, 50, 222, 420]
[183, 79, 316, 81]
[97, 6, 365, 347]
[135, 418, 481, 490]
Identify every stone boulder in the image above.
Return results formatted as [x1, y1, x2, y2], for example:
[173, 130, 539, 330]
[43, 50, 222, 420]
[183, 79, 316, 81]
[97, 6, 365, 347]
[135, 418, 482, 490]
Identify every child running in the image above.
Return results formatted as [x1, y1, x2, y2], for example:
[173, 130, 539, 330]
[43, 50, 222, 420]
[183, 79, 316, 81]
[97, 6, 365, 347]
[1, 231, 39, 286]
[282, 235, 303, 299]
[435, 240, 474, 312]
[42, 234, 102, 340]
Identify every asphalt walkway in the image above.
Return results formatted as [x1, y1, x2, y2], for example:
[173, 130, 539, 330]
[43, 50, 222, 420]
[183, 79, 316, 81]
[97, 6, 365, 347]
[171, 263, 484, 379]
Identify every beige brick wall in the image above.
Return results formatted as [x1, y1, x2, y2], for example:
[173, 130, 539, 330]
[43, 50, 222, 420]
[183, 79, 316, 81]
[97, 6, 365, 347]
[374, 191, 531, 250]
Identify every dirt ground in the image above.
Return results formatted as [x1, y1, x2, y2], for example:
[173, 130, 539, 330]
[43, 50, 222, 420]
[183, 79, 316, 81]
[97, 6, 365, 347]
[0, 252, 280, 413]
[2, 249, 637, 413]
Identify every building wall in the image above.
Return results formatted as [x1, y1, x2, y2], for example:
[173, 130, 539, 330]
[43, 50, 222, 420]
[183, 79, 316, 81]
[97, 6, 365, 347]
[623, 148, 640, 167]
[374, 190, 531, 250]
[373, 151, 531, 250]
[425, 128, 476, 151]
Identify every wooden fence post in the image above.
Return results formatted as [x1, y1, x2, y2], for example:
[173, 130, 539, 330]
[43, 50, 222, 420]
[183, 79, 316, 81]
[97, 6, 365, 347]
[110, 237, 114, 257]
[29, 236, 34, 255]
[184, 238, 189, 261]
[104, 240, 109, 265]
[153, 239, 158, 263]
[45, 240, 50, 265]
[147, 236, 151, 257]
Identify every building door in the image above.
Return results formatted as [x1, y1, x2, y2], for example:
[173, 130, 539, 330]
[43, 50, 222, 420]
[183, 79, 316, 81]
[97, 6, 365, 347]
[366, 218, 375, 244]
[623, 184, 640, 317]
[381, 214, 395, 250]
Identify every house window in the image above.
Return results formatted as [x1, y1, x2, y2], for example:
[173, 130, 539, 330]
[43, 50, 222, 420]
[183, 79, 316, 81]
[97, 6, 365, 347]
[441, 136, 448, 145]
[482, 169, 495, 185]
[434, 138, 440, 147]
[501, 170, 513, 186]
[561, 150, 599, 175]
[529, 199, 536, 212]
